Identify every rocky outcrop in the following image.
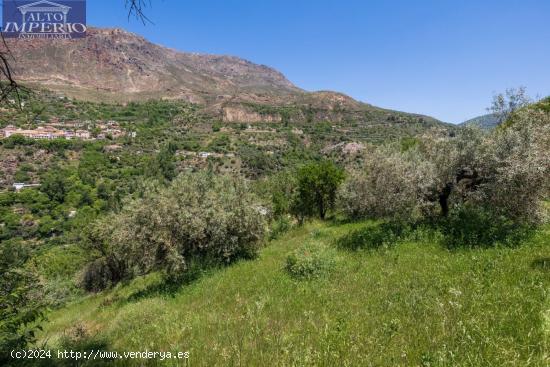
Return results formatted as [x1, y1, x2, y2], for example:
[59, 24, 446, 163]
[222, 107, 281, 123]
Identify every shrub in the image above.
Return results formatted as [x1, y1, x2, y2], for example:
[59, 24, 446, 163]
[472, 111, 550, 224]
[285, 243, 336, 280]
[83, 173, 267, 288]
[238, 144, 279, 178]
[341, 107, 549, 232]
[336, 222, 406, 251]
[268, 171, 296, 218]
[58, 322, 109, 364]
[80, 258, 122, 293]
[269, 216, 292, 240]
[441, 205, 534, 249]
[0, 239, 45, 362]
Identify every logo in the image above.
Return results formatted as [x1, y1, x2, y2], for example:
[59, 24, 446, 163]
[2, 0, 86, 39]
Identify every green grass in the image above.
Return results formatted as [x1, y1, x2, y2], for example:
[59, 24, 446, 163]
[37, 221, 550, 366]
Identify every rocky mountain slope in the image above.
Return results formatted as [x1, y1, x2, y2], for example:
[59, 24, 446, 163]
[5, 28, 299, 102]
[4, 27, 444, 125]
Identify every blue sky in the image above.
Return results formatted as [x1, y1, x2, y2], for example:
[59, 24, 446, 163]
[7, 0, 550, 122]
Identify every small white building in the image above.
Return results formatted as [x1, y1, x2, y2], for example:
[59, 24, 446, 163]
[13, 183, 40, 192]
[75, 130, 91, 139]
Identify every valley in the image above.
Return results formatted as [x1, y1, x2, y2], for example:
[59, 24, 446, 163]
[0, 16, 548, 367]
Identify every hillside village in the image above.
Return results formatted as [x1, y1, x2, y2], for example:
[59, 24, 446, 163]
[0, 120, 136, 140]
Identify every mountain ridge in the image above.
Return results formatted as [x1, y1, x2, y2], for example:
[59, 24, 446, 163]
[460, 113, 499, 129]
[3, 26, 445, 125]
[5, 27, 301, 103]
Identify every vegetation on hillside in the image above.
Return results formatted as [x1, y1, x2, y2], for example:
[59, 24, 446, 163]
[0, 87, 548, 365]
[33, 221, 550, 366]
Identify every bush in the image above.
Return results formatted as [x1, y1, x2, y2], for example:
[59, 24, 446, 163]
[83, 173, 267, 288]
[338, 147, 435, 222]
[336, 222, 407, 251]
[269, 216, 292, 240]
[285, 243, 336, 280]
[472, 112, 550, 224]
[441, 205, 534, 249]
[58, 322, 110, 366]
[0, 239, 45, 363]
[80, 258, 122, 292]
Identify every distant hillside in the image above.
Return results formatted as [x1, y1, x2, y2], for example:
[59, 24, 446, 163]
[460, 113, 500, 129]
[462, 97, 550, 129]
[3, 27, 445, 126]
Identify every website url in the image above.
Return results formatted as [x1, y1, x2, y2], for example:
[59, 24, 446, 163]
[11, 349, 190, 361]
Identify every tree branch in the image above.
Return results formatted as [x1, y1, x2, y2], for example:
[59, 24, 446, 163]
[0, 31, 23, 105]
[125, 0, 154, 25]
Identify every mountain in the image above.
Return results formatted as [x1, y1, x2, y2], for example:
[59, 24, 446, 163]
[4, 27, 445, 125]
[460, 113, 500, 129]
[5, 28, 299, 103]
[461, 97, 550, 129]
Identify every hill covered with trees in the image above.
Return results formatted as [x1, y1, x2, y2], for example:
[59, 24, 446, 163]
[1, 83, 548, 365]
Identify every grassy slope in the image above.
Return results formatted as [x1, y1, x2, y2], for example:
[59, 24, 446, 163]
[39, 221, 549, 366]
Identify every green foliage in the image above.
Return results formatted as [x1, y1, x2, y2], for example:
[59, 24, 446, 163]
[535, 97, 550, 113]
[336, 222, 406, 250]
[399, 137, 419, 152]
[1, 134, 33, 149]
[208, 134, 231, 153]
[150, 141, 178, 181]
[57, 323, 110, 365]
[269, 216, 292, 240]
[82, 173, 267, 289]
[441, 205, 534, 249]
[33, 245, 87, 281]
[78, 149, 110, 186]
[0, 239, 45, 362]
[40, 169, 68, 203]
[259, 171, 296, 218]
[30, 220, 550, 366]
[291, 160, 345, 220]
[81, 257, 121, 293]
[238, 144, 280, 178]
[285, 242, 336, 280]
[13, 168, 31, 183]
[338, 145, 435, 222]
[212, 122, 222, 132]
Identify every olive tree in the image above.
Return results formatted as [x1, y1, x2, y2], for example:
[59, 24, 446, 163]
[340, 104, 549, 227]
[472, 108, 549, 223]
[420, 107, 549, 224]
[419, 127, 485, 217]
[82, 173, 267, 290]
[489, 87, 532, 125]
[338, 145, 436, 221]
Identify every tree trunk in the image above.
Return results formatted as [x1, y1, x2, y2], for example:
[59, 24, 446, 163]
[318, 195, 325, 219]
[439, 183, 453, 217]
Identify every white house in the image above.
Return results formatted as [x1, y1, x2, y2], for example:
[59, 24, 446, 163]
[13, 183, 41, 192]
